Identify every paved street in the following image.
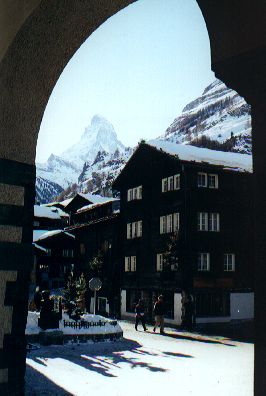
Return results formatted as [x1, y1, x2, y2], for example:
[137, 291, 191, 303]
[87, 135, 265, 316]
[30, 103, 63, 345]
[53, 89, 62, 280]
[25, 321, 254, 396]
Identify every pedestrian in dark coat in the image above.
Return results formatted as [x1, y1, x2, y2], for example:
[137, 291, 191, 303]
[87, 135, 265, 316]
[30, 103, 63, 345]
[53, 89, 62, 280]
[153, 295, 165, 334]
[135, 299, 147, 331]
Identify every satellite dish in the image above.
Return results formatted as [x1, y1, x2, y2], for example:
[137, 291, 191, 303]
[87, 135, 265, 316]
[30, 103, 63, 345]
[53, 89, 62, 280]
[89, 277, 102, 291]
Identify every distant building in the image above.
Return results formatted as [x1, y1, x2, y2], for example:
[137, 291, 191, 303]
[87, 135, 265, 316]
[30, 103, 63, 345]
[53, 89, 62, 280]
[66, 198, 121, 317]
[113, 141, 254, 325]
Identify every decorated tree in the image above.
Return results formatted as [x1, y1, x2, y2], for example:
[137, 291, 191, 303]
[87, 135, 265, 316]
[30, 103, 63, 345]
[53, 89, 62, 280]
[163, 232, 179, 271]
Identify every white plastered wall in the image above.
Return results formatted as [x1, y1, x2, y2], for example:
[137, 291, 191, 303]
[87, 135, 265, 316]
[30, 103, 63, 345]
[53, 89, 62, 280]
[230, 292, 254, 320]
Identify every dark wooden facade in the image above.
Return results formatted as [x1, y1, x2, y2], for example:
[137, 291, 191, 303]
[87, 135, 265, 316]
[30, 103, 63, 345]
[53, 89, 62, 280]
[113, 143, 254, 323]
[66, 203, 121, 318]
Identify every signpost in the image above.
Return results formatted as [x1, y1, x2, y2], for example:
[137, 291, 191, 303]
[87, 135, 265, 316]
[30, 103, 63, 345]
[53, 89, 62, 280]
[89, 277, 102, 315]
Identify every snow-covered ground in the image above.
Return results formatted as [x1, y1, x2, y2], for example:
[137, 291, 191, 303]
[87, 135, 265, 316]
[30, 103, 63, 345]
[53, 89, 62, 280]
[25, 321, 253, 396]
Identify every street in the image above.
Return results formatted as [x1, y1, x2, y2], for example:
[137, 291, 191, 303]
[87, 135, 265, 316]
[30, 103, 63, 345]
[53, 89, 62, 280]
[25, 321, 254, 396]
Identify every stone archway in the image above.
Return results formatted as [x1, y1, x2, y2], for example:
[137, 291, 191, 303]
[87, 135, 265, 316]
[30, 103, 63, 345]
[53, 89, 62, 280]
[0, 1, 266, 394]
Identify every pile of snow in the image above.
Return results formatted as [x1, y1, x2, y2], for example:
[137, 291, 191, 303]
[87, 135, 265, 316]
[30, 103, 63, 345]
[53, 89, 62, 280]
[148, 140, 252, 172]
[26, 312, 122, 335]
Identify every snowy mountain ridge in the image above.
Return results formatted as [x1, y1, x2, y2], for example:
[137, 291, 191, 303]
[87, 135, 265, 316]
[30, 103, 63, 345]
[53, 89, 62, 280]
[36, 80, 252, 204]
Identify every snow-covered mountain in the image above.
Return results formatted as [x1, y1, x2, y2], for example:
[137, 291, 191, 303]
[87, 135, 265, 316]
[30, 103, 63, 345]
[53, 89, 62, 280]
[36, 115, 129, 203]
[160, 79, 252, 154]
[61, 115, 125, 170]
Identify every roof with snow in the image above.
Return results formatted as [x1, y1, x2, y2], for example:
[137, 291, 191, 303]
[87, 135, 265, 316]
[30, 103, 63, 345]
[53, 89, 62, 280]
[34, 205, 69, 219]
[33, 229, 75, 243]
[76, 198, 119, 214]
[52, 193, 116, 210]
[147, 140, 252, 172]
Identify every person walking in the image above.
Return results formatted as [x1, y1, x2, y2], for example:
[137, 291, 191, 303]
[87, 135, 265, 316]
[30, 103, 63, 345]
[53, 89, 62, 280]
[153, 295, 165, 334]
[135, 299, 147, 331]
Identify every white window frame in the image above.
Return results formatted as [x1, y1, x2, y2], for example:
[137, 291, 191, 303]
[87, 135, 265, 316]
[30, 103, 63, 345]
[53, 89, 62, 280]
[127, 223, 132, 239]
[131, 256, 137, 272]
[63, 249, 73, 258]
[208, 174, 219, 189]
[127, 186, 142, 201]
[198, 253, 210, 271]
[198, 172, 207, 187]
[156, 253, 164, 272]
[166, 214, 173, 233]
[198, 212, 208, 231]
[125, 257, 131, 272]
[209, 213, 220, 232]
[137, 185, 142, 199]
[224, 253, 235, 271]
[174, 174, 180, 190]
[162, 178, 168, 193]
[173, 212, 180, 232]
[160, 216, 167, 234]
[168, 176, 174, 191]
[137, 220, 142, 237]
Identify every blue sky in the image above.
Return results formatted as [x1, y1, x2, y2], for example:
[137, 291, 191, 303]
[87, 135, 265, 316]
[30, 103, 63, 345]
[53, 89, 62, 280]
[36, 0, 214, 163]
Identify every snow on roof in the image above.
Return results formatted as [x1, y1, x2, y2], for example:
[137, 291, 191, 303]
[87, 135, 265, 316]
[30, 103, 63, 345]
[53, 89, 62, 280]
[76, 198, 119, 214]
[33, 230, 49, 242]
[58, 198, 73, 207]
[34, 205, 69, 219]
[34, 229, 75, 243]
[148, 140, 252, 172]
[78, 192, 116, 204]
[33, 243, 47, 252]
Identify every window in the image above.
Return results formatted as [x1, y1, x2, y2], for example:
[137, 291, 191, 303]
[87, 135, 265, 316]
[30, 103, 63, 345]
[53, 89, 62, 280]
[209, 213, 220, 232]
[160, 213, 179, 234]
[127, 185, 142, 201]
[156, 253, 164, 271]
[46, 249, 52, 256]
[198, 212, 220, 232]
[198, 253, 210, 271]
[125, 256, 136, 272]
[198, 212, 208, 231]
[33, 220, 40, 227]
[198, 172, 207, 187]
[208, 174, 219, 189]
[63, 249, 74, 258]
[224, 254, 235, 271]
[162, 174, 180, 192]
[198, 172, 218, 188]
[195, 292, 230, 317]
[127, 220, 142, 239]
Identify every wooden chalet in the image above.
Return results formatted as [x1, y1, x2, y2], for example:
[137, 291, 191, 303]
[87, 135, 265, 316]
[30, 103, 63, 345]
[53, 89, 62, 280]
[112, 141, 254, 325]
[66, 198, 121, 317]
[33, 230, 79, 290]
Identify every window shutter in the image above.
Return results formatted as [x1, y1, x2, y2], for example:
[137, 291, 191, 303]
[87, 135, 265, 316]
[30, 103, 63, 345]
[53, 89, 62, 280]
[127, 223, 132, 239]
[173, 213, 179, 231]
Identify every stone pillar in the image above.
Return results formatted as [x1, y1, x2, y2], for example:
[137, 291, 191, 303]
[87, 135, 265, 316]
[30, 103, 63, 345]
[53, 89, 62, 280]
[250, 102, 266, 394]
[0, 160, 35, 395]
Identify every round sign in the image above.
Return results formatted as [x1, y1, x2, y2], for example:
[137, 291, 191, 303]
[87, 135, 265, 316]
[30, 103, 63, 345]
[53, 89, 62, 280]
[89, 277, 102, 291]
